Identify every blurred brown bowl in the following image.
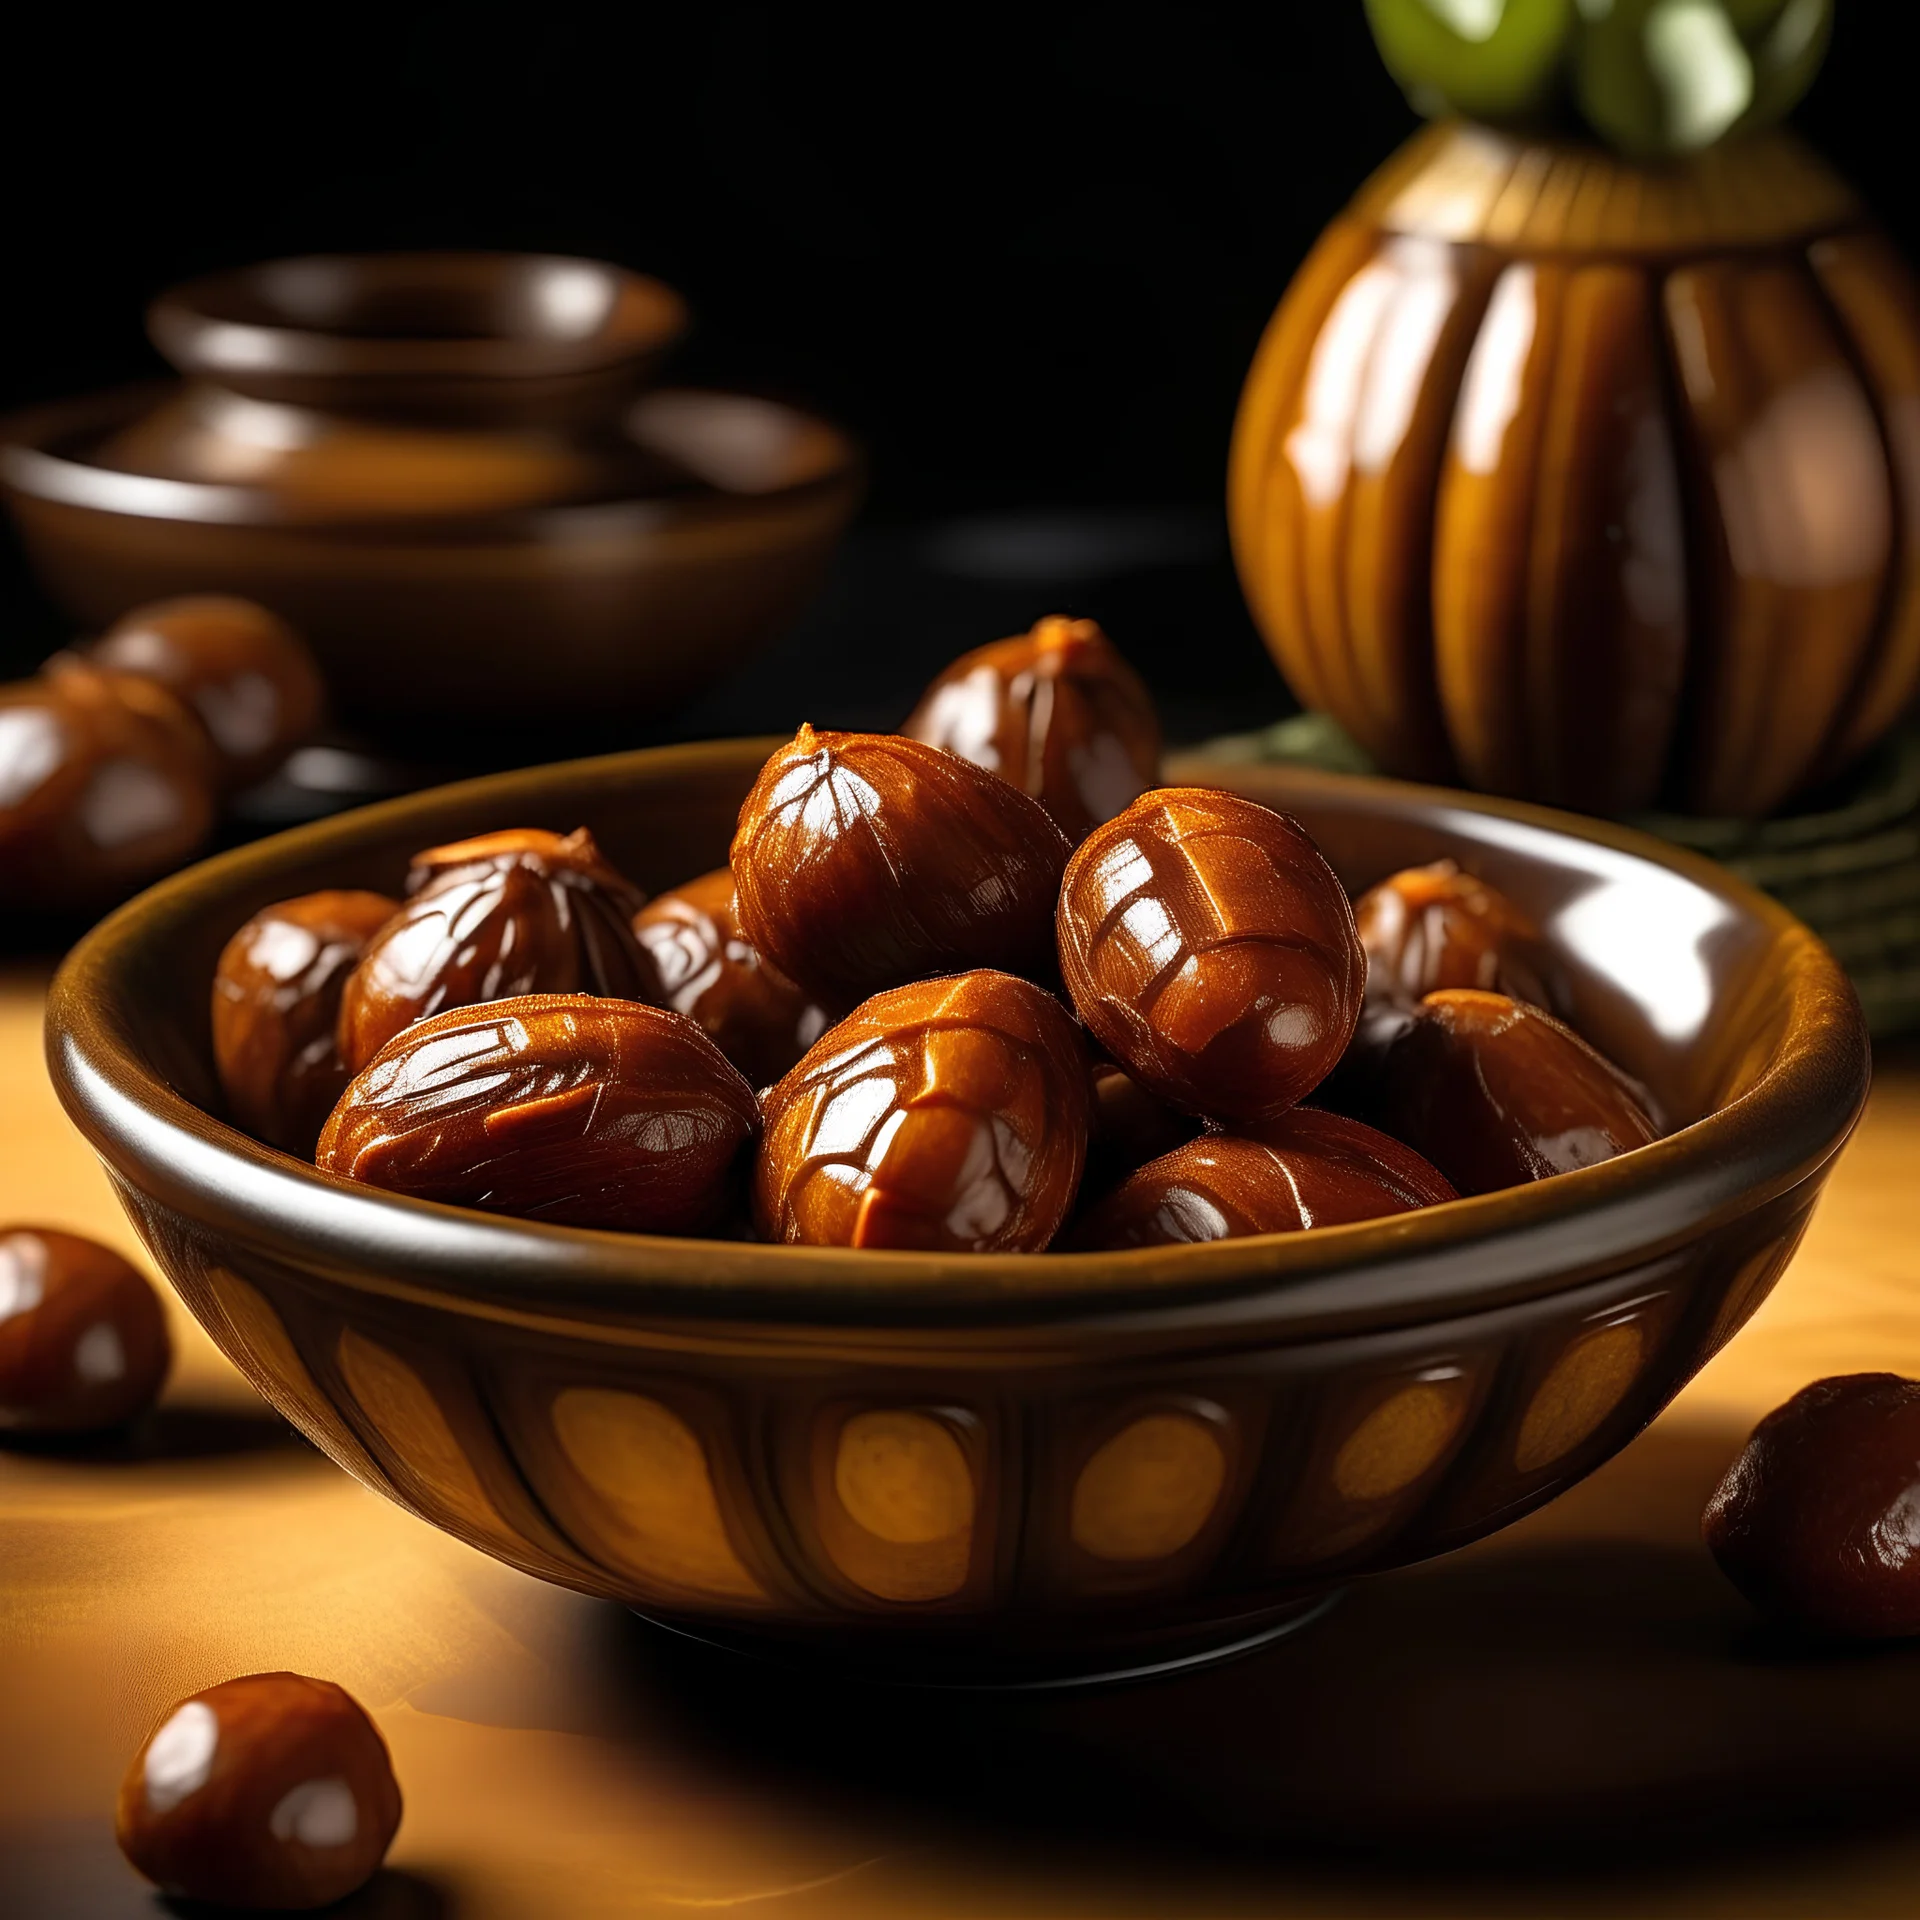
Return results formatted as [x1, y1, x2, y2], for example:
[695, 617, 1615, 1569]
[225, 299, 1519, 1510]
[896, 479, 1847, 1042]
[148, 251, 690, 424]
[44, 743, 1869, 1687]
[2, 386, 861, 727]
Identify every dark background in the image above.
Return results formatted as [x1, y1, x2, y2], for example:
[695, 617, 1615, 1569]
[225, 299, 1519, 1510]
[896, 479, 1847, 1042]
[1, 2, 1910, 755]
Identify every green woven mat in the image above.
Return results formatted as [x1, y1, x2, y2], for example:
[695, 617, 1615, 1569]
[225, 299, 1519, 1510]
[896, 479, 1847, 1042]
[1195, 714, 1920, 1039]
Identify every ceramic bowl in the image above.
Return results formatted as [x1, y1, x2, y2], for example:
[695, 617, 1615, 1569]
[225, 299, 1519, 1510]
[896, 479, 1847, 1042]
[1, 386, 860, 725]
[147, 252, 690, 423]
[44, 743, 1869, 1686]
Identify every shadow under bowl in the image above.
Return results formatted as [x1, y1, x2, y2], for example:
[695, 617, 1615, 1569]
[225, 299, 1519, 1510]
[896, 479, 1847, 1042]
[1, 389, 861, 726]
[43, 743, 1870, 1686]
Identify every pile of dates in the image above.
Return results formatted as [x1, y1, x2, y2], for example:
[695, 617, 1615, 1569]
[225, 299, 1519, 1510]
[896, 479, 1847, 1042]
[214, 614, 1659, 1252]
[2, 596, 326, 912]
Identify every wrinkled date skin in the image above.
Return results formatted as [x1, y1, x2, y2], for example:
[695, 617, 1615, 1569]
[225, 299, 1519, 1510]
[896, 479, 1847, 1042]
[78, 594, 326, 790]
[1704, 1375, 1920, 1639]
[213, 890, 400, 1153]
[632, 867, 827, 1087]
[1373, 989, 1658, 1196]
[0, 1227, 171, 1434]
[1056, 786, 1365, 1122]
[0, 661, 216, 911]
[1354, 859, 1555, 1010]
[1068, 1107, 1455, 1250]
[903, 615, 1162, 842]
[319, 993, 759, 1234]
[1327, 864, 1555, 1117]
[754, 970, 1089, 1253]
[116, 1671, 402, 1911]
[337, 827, 651, 1072]
[731, 726, 1073, 1010]
[1083, 1058, 1199, 1199]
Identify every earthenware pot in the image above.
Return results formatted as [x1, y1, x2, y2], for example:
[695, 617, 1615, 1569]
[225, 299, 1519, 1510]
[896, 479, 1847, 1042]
[1229, 122, 1920, 819]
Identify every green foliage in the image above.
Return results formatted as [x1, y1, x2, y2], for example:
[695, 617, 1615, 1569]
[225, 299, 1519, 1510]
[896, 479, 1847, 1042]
[1363, 0, 1575, 123]
[1363, 0, 1833, 155]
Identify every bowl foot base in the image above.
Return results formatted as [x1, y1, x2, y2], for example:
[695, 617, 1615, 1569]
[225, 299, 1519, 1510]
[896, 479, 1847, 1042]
[631, 1590, 1342, 1694]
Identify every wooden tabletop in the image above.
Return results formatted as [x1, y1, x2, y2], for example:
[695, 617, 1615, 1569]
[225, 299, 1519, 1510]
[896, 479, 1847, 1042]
[7, 955, 1920, 1919]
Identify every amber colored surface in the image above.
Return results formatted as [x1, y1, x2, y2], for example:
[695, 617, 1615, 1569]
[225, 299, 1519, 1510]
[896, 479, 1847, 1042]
[336, 828, 649, 1073]
[36, 740, 1869, 1690]
[1057, 786, 1364, 1122]
[1231, 221, 1496, 782]
[1704, 1373, 1920, 1641]
[1230, 121, 1920, 817]
[901, 614, 1162, 842]
[213, 890, 399, 1155]
[115, 1672, 401, 1909]
[1353, 857, 1553, 1009]
[1432, 258, 1686, 812]
[1069, 1108, 1454, 1251]
[1809, 233, 1920, 771]
[1373, 989, 1660, 1197]
[755, 970, 1088, 1253]
[730, 727, 1072, 1011]
[1345, 119, 1861, 255]
[0, 662, 216, 911]
[0, 1226, 170, 1434]
[1664, 258, 1890, 819]
[16, 778, 1920, 1914]
[318, 994, 758, 1236]
[630, 867, 825, 1089]
[77, 595, 326, 790]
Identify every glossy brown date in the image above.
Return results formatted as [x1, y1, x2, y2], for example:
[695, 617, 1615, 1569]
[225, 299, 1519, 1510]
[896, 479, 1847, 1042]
[1353, 859, 1554, 1009]
[1055, 786, 1365, 1122]
[0, 661, 216, 911]
[116, 1671, 401, 1910]
[631, 867, 827, 1087]
[1371, 989, 1658, 1196]
[78, 594, 326, 790]
[902, 614, 1162, 842]
[1067, 1107, 1455, 1250]
[754, 970, 1088, 1252]
[1704, 1374, 1920, 1640]
[0, 1227, 171, 1434]
[319, 993, 759, 1234]
[731, 725, 1073, 1010]
[336, 826, 650, 1072]
[213, 890, 400, 1153]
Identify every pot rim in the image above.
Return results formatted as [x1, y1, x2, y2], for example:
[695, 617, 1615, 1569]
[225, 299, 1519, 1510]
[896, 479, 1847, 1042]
[43, 743, 1872, 1343]
[0, 385, 864, 537]
[147, 251, 690, 385]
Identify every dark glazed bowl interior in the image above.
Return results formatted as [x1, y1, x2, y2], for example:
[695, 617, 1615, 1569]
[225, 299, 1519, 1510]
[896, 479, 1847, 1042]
[42, 744, 1870, 1683]
[148, 253, 690, 415]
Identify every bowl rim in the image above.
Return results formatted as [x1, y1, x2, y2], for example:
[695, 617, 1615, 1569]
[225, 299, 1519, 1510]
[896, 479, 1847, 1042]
[0, 384, 864, 536]
[146, 251, 691, 384]
[44, 741, 1871, 1341]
